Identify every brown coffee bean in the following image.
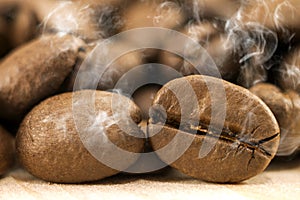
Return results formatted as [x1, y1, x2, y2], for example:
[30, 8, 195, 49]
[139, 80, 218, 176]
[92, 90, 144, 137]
[0, 0, 38, 57]
[16, 90, 145, 183]
[72, 40, 145, 91]
[123, 0, 187, 31]
[273, 47, 300, 93]
[37, 0, 125, 41]
[230, 0, 300, 42]
[0, 34, 85, 121]
[183, 0, 241, 20]
[60, 43, 96, 92]
[148, 75, 280, 183]
[204, 34, 240, 81]
[133, 84, 161, 119]
[97, 45, 144, 91]
[159, 21, 219, 74]
[227, 4, 281, 88]
[250, 83, 300, 156]
[237, 64, 268, 89]
[120, 0, 188, 60]
[0, 125, 14, 176]
[159, 21, 240, 81]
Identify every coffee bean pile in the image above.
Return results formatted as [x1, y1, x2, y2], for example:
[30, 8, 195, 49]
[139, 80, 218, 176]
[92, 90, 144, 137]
[0, 0, 299, 183]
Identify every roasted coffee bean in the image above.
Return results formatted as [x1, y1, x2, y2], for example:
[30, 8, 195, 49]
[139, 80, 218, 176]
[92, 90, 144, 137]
[121, 0, 188, 60]
[123, 0, 186, 31]
[133, 84, 161, 119]
[201, 32, 240, 81]
[159, 21, 240, 81]
[60, 44, 94, 92]
[183, 0, 241, 20]
[0, 125, 14, 176]
[237, 63, 268, 89]
[273, 46, 300, 93]
[159, 21, 219, 74]
[229, 0, 300, 42]
[97, 48, 144, 91]
[0, 34, 85, 121]
[37, 0, 125, 41]
[227, 11, 279, 88]
[16, 90, 145, 183]
[149, 75, 280, 183]
[250, 83, 300, 156]
[72, 40, 145, 92]
[0, 0, 38, 57]
[231, 25, 276, 88]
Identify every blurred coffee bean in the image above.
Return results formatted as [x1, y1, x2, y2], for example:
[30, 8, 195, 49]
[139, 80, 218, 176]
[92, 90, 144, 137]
[204, 33, 240, 81]
[0, 34, 85, 121]
[0, 0, 38, 57]
[121, 0, 188, 60]
[250, 83, 300, 156]
[229, 0, 300, 43]
[237, 63, 268, 89]
[0, 125, 14, 176]
[60, 43, 95, 92]
[159, 21, 240, 81]
[183, 0, 242, 20]
[36, 0, 126, 41]
[159, 21, 219, 73]
[133, 84, 161, 119]
[273, 46, 300, 93]
[73, 40, 146, 92]
[227, 13, 279, 88]
[123, 0, 187, 31]
[98, 48, 144, 91]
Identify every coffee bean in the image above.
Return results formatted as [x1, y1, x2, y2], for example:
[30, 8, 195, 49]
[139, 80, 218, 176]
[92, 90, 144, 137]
[16, 90, 145, 183]
[148, 75, 280, 183]
[133, 84, 161, 120]
[0, 0, 38, 57]
[159, 21, 219, 75]
[120, 0, 188, 60]
[0, 34, 85, 121]
[183, 0, 241, 20]
[250, 83, 300, 156]
[60, 44, 95, 92]
[97, 44, 144, 91]
[123, 0, 186, 31]
[38, 0, 125, 41]
[273, 46, 300, 93]
[0, 125, 14, 176]
[159, 21, 240, 81]
[204, 33, 240, 81]
[229, 0, 300, 43]
[72, 40, 145, 92]
[232, 25, 276, 88]
[237, 63, 268, 89]
[227, 11, 279, 88]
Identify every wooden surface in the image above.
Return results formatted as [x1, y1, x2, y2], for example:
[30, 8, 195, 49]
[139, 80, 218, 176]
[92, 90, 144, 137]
[0, 157, 300, 200]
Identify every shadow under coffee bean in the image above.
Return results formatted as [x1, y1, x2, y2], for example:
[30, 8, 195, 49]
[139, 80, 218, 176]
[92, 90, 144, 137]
[148, 75, 280, 183]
